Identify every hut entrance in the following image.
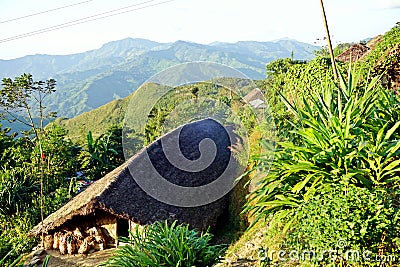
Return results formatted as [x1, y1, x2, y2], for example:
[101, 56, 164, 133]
[117, 218, 129, 238]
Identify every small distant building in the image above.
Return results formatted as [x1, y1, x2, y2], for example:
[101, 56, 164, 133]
[243, 88, 267, 109]
[336, 43, 370, 62]
[336, 35, 383, 63]
[28, 118, 241, 254]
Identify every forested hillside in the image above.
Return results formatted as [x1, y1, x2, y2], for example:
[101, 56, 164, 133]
[0, 38, 318, 118]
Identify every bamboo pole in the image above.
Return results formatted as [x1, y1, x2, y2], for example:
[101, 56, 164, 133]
[319, 0, 338, 81]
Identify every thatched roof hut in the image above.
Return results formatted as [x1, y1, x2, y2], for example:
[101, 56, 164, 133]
[243, 88, 267, 108]
[29, 119, 241, 244]
[336, 43, 370, 62]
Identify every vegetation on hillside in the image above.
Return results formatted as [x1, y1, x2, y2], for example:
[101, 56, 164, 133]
[0, 75, 124, 265]
[0, 123, 78, 265]
[0, 73, 260, 265]
[238, 24, 400, 266]
[0, 23, 399, 267]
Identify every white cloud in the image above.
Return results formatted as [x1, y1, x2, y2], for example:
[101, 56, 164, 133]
[0, 0, 398, 59]
[378, 0, 400, 8]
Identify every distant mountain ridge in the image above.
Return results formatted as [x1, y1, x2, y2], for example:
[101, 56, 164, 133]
[0, 38, 318, 118]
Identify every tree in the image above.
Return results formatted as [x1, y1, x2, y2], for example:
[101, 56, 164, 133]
[145, 107, 168, 144]
[0, 73, 57, 246]
[0, 73, 56, 132]
[191, 86, 199, 97]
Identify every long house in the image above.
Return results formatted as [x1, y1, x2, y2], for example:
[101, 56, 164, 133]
[28, 118, 242, 255]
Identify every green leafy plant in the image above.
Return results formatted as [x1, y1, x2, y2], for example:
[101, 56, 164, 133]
[42, 255, 50, 267]
[285, 184, 400, 266]
[245, 66, 400, 228]
[79, 126, 124, 180]
[102, 220, 225, 267]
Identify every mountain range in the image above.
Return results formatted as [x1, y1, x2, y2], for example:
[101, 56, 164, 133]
[0, 38, 318, 118]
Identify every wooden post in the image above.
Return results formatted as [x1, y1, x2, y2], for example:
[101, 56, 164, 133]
[319, 0, 338, 81]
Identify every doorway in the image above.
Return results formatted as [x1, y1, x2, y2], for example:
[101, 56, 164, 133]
[116, 218, 129, 238]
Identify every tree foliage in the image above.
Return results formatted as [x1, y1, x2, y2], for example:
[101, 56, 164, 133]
[79, 126, 124, 180]
[0, 73, 56, 131]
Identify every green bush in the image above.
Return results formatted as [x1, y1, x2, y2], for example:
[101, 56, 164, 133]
[0, 124, 79, 266]
[285, 184, 400, 266]
[0, 236, 13, 265]
[102, 220, 225, 267]
[0, 209, 39, 266]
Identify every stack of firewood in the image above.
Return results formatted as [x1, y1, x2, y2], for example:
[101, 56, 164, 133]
[42, 226, 107, 255]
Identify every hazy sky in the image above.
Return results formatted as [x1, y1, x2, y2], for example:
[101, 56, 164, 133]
[0, 0, 399, 59]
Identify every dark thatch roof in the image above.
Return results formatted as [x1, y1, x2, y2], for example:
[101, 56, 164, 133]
[336, 43, 370, 62]
[29, 118, 241, 236]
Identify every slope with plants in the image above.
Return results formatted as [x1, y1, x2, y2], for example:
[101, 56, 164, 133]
[0, 74, 125, 266]
[54, 79, 259, 143]
[54, 96, 130, 143]
[0, 23, 399, 267]
[219, 24, 400, 267]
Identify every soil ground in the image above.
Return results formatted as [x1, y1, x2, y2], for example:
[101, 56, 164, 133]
[34, 248, 116, 267]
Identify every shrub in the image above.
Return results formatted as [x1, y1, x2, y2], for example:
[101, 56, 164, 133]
[102, 220, 225, 267]
[285, 184, 400, 266]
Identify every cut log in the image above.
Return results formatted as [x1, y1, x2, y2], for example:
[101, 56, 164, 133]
[43, 235, 53, 250]
[53, 233, 60, 250]
[59, 234, 67, 255]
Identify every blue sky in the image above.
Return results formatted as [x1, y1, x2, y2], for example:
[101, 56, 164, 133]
[0, 0, 399, 59]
